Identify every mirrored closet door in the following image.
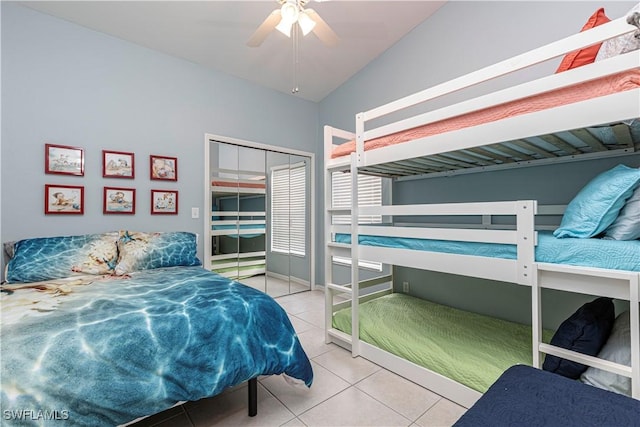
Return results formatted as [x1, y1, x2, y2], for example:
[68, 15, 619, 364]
[205, 137, 314, 297]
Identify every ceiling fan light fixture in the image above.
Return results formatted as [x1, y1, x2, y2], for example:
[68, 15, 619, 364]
[275, 1, 299, 37]
[298, 11, 316, 36]
[275, 18, 294, 37]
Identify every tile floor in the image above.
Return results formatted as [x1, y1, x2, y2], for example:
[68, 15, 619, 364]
[132, 290, 467, 427]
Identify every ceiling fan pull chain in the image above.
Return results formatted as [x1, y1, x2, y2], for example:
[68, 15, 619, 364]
[292, 22, 299, 94]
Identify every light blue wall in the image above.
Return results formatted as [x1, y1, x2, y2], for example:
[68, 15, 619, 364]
[318, 1, 638, 327]
[1, 3, 318, 274]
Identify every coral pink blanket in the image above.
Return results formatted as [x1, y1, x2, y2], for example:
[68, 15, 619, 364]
[331, 69, 640, 158]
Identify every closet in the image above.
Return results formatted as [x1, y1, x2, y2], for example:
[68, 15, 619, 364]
[204, 135, 315, 297]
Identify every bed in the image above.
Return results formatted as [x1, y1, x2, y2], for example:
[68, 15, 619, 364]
[454, 364, 640, 427]
[1, 231, 313, 426]
[323, 6, 640, 408]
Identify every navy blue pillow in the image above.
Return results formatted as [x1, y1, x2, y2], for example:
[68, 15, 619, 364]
[543, 297, 615, 379]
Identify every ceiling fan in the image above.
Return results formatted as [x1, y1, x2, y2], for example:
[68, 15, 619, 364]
[247, 0, 339, 47]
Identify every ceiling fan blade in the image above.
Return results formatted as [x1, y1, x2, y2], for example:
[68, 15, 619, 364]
[247, 9, 282, 47]
[304, 9, 339, 47]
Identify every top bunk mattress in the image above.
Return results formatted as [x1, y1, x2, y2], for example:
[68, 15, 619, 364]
[335, 230, 640, 272]
[331, 69, 640, 159]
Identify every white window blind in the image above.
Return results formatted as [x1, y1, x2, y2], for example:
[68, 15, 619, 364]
[271, 164, 306, 256]
[331, 172, 382, 270]
[331, 172, 382, 224]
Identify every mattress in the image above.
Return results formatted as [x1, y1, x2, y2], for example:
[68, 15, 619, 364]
[212, 180, 266, 189]
[1, 266, 312, 426]
[335, 230, 640, 272]
[332, 293, 554, 393]
[331, 69, 640, 158]
[454, 364, 640, 427]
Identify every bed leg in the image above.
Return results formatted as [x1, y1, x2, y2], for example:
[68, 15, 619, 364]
[248, 378, 258, 417]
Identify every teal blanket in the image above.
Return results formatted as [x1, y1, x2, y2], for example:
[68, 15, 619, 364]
[1, 266, 312, 426]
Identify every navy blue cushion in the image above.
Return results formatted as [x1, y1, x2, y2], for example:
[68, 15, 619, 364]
[543, 297, 615, 379]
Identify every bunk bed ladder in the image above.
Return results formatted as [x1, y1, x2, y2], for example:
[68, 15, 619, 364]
[324, 126, 357, 349]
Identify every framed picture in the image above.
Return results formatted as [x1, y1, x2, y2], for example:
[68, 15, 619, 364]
[103, 150, 135, 178]
[45, 144, 84, 176]
[45, 184, 84, 214]
[150, 155, 177, 181]
[103, 187, 136, 214]
[151, 190, 178, 215]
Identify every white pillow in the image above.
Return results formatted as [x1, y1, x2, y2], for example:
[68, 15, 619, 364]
[580, 311, 631, 396]
[604, 185, 640, 240]
[595, 3, 640, 61]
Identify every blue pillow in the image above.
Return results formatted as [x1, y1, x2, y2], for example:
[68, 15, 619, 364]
[6, 232, 119, 283]
[114, 231, 201, 275]
[543, 297, 615, 379]
[554, 165, 640, 238]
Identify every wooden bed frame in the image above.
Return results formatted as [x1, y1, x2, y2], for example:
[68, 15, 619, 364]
[323, 13, 640, 408]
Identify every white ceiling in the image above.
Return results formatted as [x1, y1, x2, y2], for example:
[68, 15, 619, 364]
[20, 1, 446, 102]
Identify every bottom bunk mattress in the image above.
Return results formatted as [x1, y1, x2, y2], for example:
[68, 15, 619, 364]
[454, 364, 640, 427]
[332, 293, 552, 393]
[1, 266, 313, 426]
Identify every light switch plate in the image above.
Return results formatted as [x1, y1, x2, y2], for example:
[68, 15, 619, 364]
[191, 207, 199, 219]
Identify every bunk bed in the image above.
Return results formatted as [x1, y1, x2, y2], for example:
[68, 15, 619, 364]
[324, 9, 640, 408]
[209, 172, 267, 280]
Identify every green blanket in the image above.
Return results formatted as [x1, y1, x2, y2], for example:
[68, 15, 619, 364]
[333, 293, 552, 393]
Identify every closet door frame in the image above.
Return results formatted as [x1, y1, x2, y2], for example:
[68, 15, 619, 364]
[204, 133, 316, 291]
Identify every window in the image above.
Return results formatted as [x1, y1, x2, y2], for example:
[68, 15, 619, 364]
[331, 171, 383, 270]
[271, 163, 306, 256]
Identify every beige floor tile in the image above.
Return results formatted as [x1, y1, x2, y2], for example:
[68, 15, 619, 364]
[151, 411, 193, 427]
[280, 417, 308, 426]
[276, 291, 326, 315]
[414, 399, 466, 427]
[261, 362, 350, 416]
[294, 309, 326, 329]
[287, 315, 317, 334]
[184, 383, 295, 427]
[313, 347, 380, 384]
[295, 325, 337, 358]
[298, 387, 411, 427]
[355, 369, 441, 422]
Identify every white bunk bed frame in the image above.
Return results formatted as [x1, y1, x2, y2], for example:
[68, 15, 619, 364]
[209, 167, 267, 279]
[324, 15, 640, 408]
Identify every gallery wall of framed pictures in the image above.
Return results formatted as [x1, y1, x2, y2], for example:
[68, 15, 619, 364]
[44, 143, 179, 216]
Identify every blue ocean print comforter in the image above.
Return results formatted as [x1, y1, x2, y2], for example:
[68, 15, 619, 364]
[1, 266, 313, 426]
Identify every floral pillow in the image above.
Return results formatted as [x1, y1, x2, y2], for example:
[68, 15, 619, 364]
[595, 3, 640, 62]
[114, 231, 201, 275]
[5, 232, 119, 283]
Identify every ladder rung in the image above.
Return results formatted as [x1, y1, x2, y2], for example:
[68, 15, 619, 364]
[327, 242, 351, 249]
[327, 283, 353, 294]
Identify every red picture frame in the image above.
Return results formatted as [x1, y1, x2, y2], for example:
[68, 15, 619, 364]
[45, 144, 84, 176]
[151, 190, 178, 215]
[150, 155, 177, 181]
[103, 186, 136, 214]
[45, 184, 84, 215]
[103, 150, 135, 179]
